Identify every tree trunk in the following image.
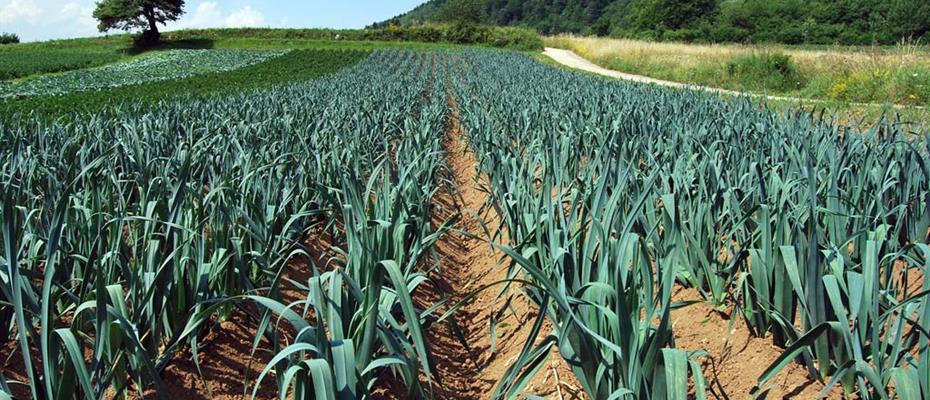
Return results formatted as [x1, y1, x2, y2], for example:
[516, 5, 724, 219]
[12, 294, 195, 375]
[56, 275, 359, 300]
[144, 5, 159, 36]
[137, 4, 160, 46]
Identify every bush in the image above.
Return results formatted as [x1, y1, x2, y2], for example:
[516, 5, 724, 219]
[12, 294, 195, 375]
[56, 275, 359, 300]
[726, 52, 805, 92]
[360, 24, 541, 50]
[664, 24, 715, 43]
[709, 26, 749, 43]
[445, 23, 490, 44]
[0, 32, 19, 45]
[827, 69, 891, 103]
[164, 26, 543, 51]
[487, 26, 544, 51]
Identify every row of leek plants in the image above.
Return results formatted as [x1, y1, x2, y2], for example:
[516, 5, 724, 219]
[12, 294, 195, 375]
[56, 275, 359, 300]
[0, 50, 452, 399]
[450, 49, 929, 399]
[451, 50, 707, 400]
[222, 51, 456, 399]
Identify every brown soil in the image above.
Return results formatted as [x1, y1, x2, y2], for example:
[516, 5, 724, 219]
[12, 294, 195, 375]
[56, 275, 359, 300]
[418, 90, 582, 399]
[671, 288, 844, 399]
[1, 340, 31, 399]
[132, 310, 278, 400]
[8, 59, 905, 400]
[135, 224, 342, 399]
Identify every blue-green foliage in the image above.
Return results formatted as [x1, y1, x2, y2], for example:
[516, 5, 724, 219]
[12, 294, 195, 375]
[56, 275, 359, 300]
[0, 49, 287, 98]
[1, 47, 928, 400]
[0, 50, 449, 399]
[452, 50, 929, 399]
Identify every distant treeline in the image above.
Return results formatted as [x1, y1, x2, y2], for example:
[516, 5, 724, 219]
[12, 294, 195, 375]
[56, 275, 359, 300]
[375, 0, 930, 45]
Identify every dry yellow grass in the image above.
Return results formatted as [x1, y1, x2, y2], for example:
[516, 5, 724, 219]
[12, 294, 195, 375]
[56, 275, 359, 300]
[545, 35, 930, 75]
[544, 35, 930, 105]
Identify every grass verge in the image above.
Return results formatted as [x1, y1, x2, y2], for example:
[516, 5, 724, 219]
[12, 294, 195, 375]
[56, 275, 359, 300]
[545, 35, 930, 107]
[534, 52, 930, 130]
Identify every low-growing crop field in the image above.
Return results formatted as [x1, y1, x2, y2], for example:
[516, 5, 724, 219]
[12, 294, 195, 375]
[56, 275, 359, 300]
[0, 49, 368, 118]
[0, 49, 287, 98]
[0, 36, 928, 400]
[0, 49, 125, 81]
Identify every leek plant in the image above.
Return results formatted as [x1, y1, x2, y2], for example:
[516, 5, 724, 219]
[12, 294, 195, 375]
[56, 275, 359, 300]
[236, 52, 456, 398]
[3, 47, 929, 400]
[449, 50, 929, 399]
[0, 50, 453, 399]
[452, 51, 709, 399]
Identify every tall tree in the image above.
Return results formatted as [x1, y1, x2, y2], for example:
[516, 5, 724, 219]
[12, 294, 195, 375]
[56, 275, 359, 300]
[658, 0, 716, 30]
[437, 0, 488, 25]
[93, 0, 185, 45]
[889, 0, 930, 40]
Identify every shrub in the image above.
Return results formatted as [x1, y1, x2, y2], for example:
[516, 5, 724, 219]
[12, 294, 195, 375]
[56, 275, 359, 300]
[709, 25, 749, 42]
[487, 26, 544, 51]
[663, 28, 701, 42]
[163, 26, 544, 51]
[0, 32, 19, 45]
[725, 52, 805, 92]
[359, 24, 541, 50]
[445, 23, 490, 44]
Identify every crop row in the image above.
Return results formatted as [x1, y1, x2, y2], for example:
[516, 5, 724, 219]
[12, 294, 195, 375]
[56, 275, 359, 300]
[451, 50, 929, 399]
[0, 49, 369, 119]
[3, 47, 928, 400]
[0, 49, 287, 99]
[0, 50, 450, 399]
[0, 49, 124, 81]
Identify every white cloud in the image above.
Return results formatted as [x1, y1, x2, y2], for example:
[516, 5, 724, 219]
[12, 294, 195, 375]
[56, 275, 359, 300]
[0, 0, 44, 24]
[59, 2, 98, 33]
[225, 5, 265, 28]
[171, 2, 267, 30]
[178, 1, 223, 28]
[60, 1, 80, 15]
[5, 0, 273, 41]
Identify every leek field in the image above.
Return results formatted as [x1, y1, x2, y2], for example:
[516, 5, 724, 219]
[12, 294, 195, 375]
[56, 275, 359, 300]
[1, 32, 928, 400]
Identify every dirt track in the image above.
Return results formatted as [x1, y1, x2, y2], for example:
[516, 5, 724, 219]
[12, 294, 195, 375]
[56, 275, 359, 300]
[543, 47, 922, 110]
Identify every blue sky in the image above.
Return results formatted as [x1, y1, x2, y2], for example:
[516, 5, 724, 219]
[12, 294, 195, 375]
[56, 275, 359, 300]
[0, 0, 426, 42]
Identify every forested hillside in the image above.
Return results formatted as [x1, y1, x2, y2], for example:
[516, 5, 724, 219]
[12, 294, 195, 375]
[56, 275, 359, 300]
[373, 0, 930, 45]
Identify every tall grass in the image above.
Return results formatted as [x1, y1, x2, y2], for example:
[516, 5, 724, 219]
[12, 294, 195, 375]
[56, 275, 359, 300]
[545, 35, 930, 105]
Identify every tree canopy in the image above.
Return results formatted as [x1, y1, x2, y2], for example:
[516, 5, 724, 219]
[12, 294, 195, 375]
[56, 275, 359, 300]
[437, 0, 488, 25]
[375, 0, 930, 45]
[93, 0, 185, 45]
[0, 33, 19, 45]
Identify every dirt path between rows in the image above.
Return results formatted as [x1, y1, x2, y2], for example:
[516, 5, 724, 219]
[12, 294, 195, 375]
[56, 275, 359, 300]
[422, 90, 583, 399]
[671, 288, 842, 399]
[543, 47, 922, 110]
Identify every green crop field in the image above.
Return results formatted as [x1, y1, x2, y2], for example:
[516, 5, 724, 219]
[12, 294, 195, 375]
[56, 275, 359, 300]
[0, 49, 287, 98]
[0, 29, 928, 400]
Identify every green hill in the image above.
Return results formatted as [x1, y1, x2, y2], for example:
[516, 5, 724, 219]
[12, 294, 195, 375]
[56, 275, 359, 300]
[373, 0, 930, 45]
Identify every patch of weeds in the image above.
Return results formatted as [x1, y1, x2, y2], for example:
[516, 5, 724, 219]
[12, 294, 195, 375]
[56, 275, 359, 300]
[725, 52, 805, 93]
